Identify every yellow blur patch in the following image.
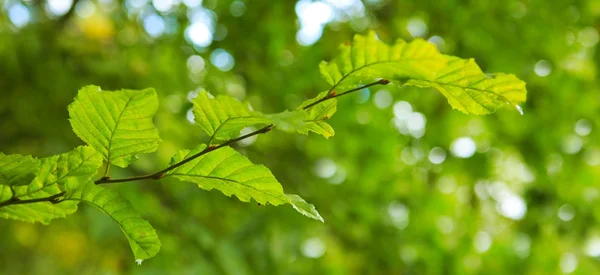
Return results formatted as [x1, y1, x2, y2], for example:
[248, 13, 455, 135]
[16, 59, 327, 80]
[78, 14, 114, 40]
[14, 223, 39, 247]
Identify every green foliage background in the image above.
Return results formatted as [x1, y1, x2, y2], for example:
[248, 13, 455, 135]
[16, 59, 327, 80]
[1, 0, 599, 274]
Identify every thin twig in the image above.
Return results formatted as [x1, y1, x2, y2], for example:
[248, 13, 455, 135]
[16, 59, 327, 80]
[0, 192, 65, 208]
[95, 125, 274, 185]
[1, 80, 391, 208]
[302, 79, 390, 110]
[98, 80, 388, 185]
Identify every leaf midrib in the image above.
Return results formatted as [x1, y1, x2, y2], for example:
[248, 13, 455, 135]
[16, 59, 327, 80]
[107, 96, 134, 162]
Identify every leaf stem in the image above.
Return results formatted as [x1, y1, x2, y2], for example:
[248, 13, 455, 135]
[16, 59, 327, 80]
[103, 161, 111, 178]
[0, 192, 65, 208]
[95, 125, 274, 185]
[302, 79, 389, 110]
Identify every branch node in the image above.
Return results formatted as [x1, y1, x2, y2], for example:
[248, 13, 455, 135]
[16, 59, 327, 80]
[380, 79, 390, 85]
[260, 125, 273, 133]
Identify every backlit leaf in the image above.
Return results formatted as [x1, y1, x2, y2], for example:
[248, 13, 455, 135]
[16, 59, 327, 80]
[405, 57, 527, 114]
[319, 31, 447, 92]
[192, 91, 271, 141]
[68, 85, 161, 167]
[64, 182, 161, 261]
[0, 146, 102, 224]
[320, 32, 527, 114]
[286, 194, 324, 222]
[0, 153, 39, 186]
[166, 144, 290, 206]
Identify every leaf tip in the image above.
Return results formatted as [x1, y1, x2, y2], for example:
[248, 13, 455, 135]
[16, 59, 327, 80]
[136, 259, 143, 265]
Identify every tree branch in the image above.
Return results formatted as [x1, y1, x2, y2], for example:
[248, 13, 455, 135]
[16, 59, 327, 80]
[0, 80, 388, 208]
[95, 124, 274, 185]
[0, 192, 65, 208]
[302, 79, 390, 110]
[96, 80, 388, 185]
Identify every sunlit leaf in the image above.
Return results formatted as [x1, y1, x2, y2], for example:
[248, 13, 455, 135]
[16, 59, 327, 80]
[0, 153, 39, 186]
[286, 194, 324, 222]
[405, 57, 527, 114]
[193, 90, 335, 139]
[267, 109, 334, 138]
[0, 146, 102, 224]
[68, 85, 161, 168]
[192, 91, 271, 141]
[319, 31, 447, 92]
[296, 91, 337, 138]
[166, 144, 290, 206]
[64, 182, 161, 260]
[320, 32, 527, 114]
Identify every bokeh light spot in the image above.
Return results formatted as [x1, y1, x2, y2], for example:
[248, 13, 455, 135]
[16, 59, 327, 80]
[186, 22, 213, 47]
[210, 49, 235, 71]
[428, 147, 447, 164]
[8, 3, 31, 28]
[534, 60, 552, 77]
[302, 237, 326, 258]
[451, 137, 476, 158]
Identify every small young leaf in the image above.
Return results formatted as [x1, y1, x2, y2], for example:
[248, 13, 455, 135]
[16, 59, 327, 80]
[286, 194, 324, 223]
[267, 110, 334, 138]
[166, 145, 290, 206]
[0, 146, 102, 224]
[68, 85, 161, 168]
[298, 91, 337, 138]
[192, 91, 271, 141]
[267, 90, 337, 138]
[405, 57, 527, 115]
[267, 110, 308, 132]
[0, 153, 39, 186]
[64, 182, 161, 260]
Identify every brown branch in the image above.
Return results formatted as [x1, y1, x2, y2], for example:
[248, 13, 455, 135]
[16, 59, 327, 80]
[0, 79, 389, 209]
[0, 192, 65, 208]
[95, 125, 274, 185]
[302, 79, 390, 110]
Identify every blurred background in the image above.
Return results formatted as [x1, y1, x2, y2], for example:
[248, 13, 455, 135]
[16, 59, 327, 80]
[1, 0, 599, 274]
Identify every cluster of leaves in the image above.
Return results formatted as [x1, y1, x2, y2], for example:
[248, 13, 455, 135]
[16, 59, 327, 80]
[0, 32, 526, 262]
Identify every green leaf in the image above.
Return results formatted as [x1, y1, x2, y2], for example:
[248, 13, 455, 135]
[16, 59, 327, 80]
[286, 194, 324, 222]
[320, 32, 527, 114]
[68, 85, 161, 168]
[297, 91, 337, 138]
[192, 91, 271, 141]
[0, 185, 78, 225]
[267, 109, 334, 138]
[405, 57, 527, 115]
[267, 91, 337, 138]
[166, 145, 290, 206]
[0, 146, 102, 224]
[64, 182, 161, 261]
[0, 153, 39, 186]
[319, 31, 447, 92]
